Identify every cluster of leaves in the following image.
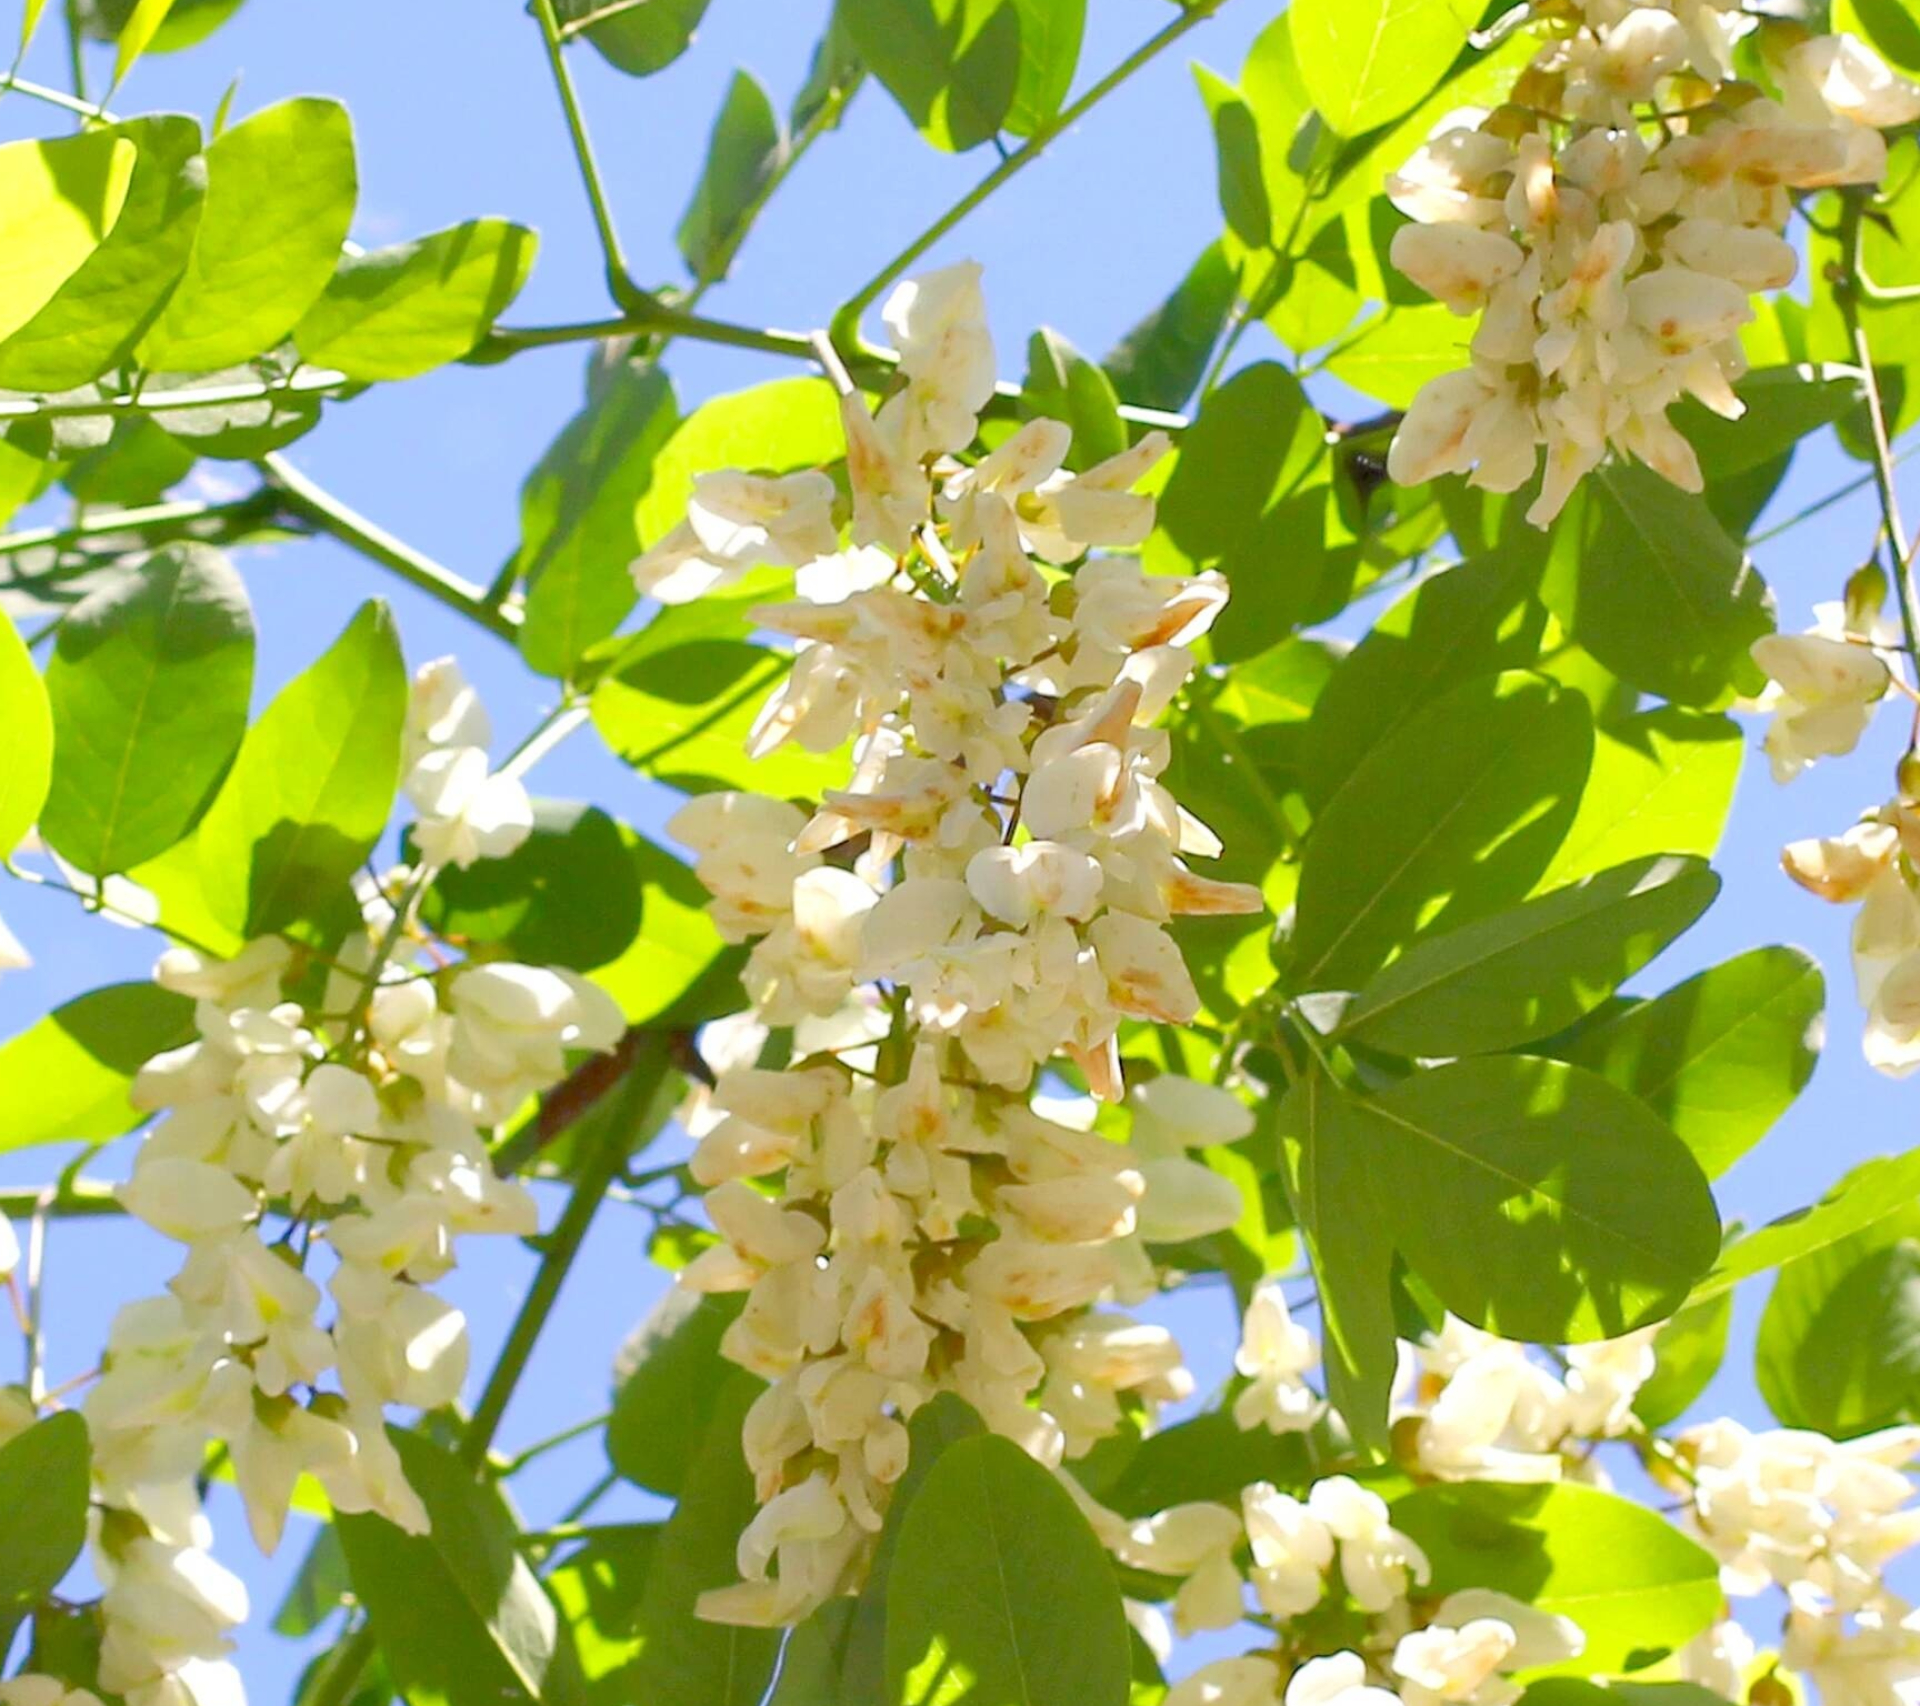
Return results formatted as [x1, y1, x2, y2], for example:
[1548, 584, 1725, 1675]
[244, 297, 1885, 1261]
[2, 0, 1920, 1703]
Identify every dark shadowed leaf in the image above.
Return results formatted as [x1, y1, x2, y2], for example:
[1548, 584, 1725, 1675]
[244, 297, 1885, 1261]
[0, 982, 194, 1152]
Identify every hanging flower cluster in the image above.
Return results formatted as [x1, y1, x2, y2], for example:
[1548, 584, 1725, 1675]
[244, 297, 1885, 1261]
[1101, 1284, 1920, 1706]
[73, 661, 621, 1706]
[1385, 0, 1920, 525]
[648, 261, 1262, 1625]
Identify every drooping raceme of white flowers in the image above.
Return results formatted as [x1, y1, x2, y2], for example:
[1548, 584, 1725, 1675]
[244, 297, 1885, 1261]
[1385, 0, 1920, 526]
[62, 659, 621, 1706]
[645, 261, 1263, 1625]
[1124, 1285, 1920, 1706]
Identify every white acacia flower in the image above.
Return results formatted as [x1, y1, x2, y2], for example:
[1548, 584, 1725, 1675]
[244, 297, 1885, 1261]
[405, 745, 534, 870]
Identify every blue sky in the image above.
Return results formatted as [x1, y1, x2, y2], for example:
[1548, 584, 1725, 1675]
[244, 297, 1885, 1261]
[0, 0, 1914, 1694]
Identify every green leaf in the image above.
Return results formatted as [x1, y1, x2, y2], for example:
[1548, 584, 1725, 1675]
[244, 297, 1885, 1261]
[635, 375, 844, 549]
[1836, 0, 1920, 73]
[1756, 1204, 1920, 1437]
[1561, 946, 1824, 1181]
[272, 1526, 350, 1637]
[1323, 302, 1469, 407]
[626, 1373, 781, 1706]
[553, 0, 710, 76]
[1302, 547, 1547, 809]
[137, 97, 358, 374]
[592, 636, 847, 802]
[0, 117, 205, 395]
[0, 982, 194, 1152]
[1328, 1055, 1719, 1341]
[194, 599, 406, 940]
[1391, 1481, 1721, 1675]
[1094, 1408, 1312, 1517]
[1542, 465, 1772, 708]
[678, 72, 784, 284]
[63, 417, 199, 506]
[419, 801, 640, 972]
[1632, 1291, 1732, 1429]
[1240, 15, 1332, 254]
[1149, 361, 1327, 658]
[293, 219, 537, 381]
[0, 1415, 91, 1628]
[1694, 1148, 1920, 1304]
[589, 829, 741, 1027]
[517, 361, 679, 681]
[545, 1526, 660, 1697]
[0, 607, 52, 856]
[20, 0, 50, 54]
[1023, 327, 1125, 470]
[336, 1429, 584, 1706]
[0, 132, 137, 346]
[1004, 0, 1083, 136]
[1537, 710, 1742, 889]
[834, 1394, 991, 1703]
[1102, 242, 1237, 414]
[1194, 64, 1272, 254]
[41, 544, 254, 876]
[1273, 1070, 1401, 1452]
[1288, 671, 1592, 994]
[144, 360, 322, 459]
[110, 0, 178, 86]
[1290, 0, 1476, 136]
[605, 1290, 744, 1497]
[885, 1433, 1129, 1706]
[843, 0, 1021, 153]
[1674, 364, 1867, 479]
[1340, 855, 1718, 1057]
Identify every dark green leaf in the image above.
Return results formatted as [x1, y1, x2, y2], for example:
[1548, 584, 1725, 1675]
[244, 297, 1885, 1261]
[1542, 466, 1772, 708]
[1836, 0, 1920, 73]
[1302, 547, 1546, 808]
[1150, 361, 1327, 659]
[626, 1373, 781, 1706]
[1561, 946, 1824, 1180]
[293, 219, 538, 381]
[1340, 855, 1718, 1057]
[553, 0, 710, 76]
[1024, 327, 1125, 470]
[1756, 1205, 1920, 1437]
[137, 97, 358, 373]
[272, 1526, 350, 1637]
[844, 0, 1021, 153]
[1675, 364, 1867, 478]
[606, 1290, 745, 1497]
[1004, 0, 1084, 137]
[146, 359, 323, 459]
[590, 829, 742, 1027]
[336, 1429, 584, 1706]
[1095, 1409, 1312, 1517]
[0, 117, 205, 394]
[885, 1433, 1129, 1706]
[1102, 242, 1237, 414]
[0, 1416, 91, 1631]
[1392, 1481, 1720, 1674]
[195, 599, 407, 940]
[42, 544, 254, 875]
[0, 982, 194, 1152]
[1288, 671, 1592, 994]
[1633, 1292, 1732, 1430]
[419, 801, 640, 972]
[62, 417, 199, 505]
[517, 361, 679, 680]
[677, 73, 784, 284]
[1194, 65, 1272, 252]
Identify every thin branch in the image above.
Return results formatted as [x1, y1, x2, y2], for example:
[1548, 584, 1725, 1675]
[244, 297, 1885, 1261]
[0, 492, 287, 562]
[0, 1183, 120, 1220]
[529, 0, 646, 311]
[1839, 194, 1920, 661]
[832, 0, 1235, 343]
[259, 453, 521, 642]
[0, 70, 115, 122]
[0, 367, 349, 423]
